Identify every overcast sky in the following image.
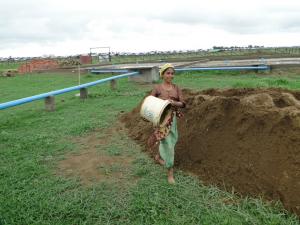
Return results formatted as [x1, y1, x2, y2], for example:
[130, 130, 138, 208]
[1, 0, 300, 57]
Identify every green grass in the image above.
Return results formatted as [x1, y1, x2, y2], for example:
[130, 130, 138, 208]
[0, 61, 21, 72]
[1, 71, 300, 224]
[174, 70, 300, 90]
[109, 47, 300, 64]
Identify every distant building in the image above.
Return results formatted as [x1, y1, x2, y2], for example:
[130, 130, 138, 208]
[80, 55, 92, 64]
[18, 59, 59, 74]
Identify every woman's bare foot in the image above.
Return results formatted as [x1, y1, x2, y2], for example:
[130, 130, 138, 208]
[167, 168, 175, 184]
[168, 176, 175, 184]
[155, 154, 165, 166]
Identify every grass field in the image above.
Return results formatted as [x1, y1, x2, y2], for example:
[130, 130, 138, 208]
[0, 62, 20, 72]
[1, 70, 300, 225]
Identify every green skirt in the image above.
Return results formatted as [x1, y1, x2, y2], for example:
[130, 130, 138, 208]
[159, 116, 178, 169]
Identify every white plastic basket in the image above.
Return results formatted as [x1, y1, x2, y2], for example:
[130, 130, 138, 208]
[140, 96, 171, 126]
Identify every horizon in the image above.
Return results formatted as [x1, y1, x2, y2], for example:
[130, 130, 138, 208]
[1, 45, 300, 59]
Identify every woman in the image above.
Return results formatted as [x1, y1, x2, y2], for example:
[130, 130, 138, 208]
[150, 63, 185, 184]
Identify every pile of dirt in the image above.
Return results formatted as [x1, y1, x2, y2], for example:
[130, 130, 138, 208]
[121, 88, 300, 216]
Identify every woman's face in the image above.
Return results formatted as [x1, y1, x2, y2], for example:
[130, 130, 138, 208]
[162, 68, 175, 83]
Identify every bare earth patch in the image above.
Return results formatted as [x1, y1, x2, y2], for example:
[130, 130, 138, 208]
[57, 123, 134, 186]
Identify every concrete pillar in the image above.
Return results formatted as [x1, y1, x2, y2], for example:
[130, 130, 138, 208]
[110, 79, 117, 90]
[45, 96, 55, 111]
[254, 64, 271, 74]
[128, 66, 159, 83]
[80, 88, 88, 99]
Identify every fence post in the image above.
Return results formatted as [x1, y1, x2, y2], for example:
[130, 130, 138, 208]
[110, 79, 117, 90]
[80, 88, 88, 99]
[45, 96, 55, 111]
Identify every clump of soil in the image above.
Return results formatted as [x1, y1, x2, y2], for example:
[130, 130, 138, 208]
[121, 88, 300, 216]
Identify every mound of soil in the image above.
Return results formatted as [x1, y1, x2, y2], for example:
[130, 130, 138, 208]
[121, 88, 300, 216]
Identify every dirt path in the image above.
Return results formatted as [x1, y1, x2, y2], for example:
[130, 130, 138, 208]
[121, 88, 300, 216]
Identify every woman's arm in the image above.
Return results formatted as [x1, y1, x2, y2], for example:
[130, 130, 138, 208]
[150, 85, 160, 97]
[172, 85, 186, 108]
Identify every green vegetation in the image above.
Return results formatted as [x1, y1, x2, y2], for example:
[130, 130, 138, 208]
[1, 71, 300, 224]
[110, 47, 300, 64]
[175, 70, 300, 90]
[0, 61, 20, 72]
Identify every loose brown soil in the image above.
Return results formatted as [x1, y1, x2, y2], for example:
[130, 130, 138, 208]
[121, 88, 300, 216]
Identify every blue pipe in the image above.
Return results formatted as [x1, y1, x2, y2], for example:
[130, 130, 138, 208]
[0, 71, 139, 110]
[175, 65, 269, 71]
[90, 69, 129, 74]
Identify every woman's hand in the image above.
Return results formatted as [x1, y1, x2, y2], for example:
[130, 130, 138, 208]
[169, 99, 184, 108]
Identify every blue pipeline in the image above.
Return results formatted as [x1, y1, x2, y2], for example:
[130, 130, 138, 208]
[175, 65, 269, 72]
[90, 69, 129, 74]
[0, 71, 139, 110]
